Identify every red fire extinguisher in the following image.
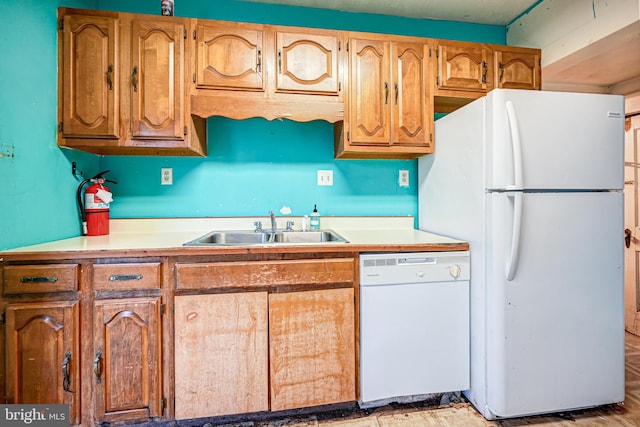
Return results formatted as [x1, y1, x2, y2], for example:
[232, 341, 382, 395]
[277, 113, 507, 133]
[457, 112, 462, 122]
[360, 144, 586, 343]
[77, 171, 117, 236]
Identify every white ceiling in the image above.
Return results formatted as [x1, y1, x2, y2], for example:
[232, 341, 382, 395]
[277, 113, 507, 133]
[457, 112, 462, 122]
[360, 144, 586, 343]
[244, 0, 640, 96]
[242, 0, 537, 25]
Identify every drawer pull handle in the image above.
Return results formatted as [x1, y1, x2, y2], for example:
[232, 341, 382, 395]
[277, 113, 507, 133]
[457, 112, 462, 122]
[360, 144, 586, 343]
[62, 351, 72, 392]
[94, 351, 103, 384]
[109, 274, 143, 281]
[21, 276, 58, 283]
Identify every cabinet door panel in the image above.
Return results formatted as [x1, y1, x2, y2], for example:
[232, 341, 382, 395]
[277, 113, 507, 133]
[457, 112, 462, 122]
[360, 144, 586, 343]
[495, 48, 540, 90]
[349, 39, 391, 145]
[62, 15, 118, 138]
[6, 301, 78, 424]
[393, 42, 429, 146]
[174, 293, 268, 419]
[131, 20, 185, 140]
[269, 288, 355, 411]
[94, 298, 161, 423]
[437, 43, 490, 92]
[276, 32, 339, 95]
[196, 24, 265, 91]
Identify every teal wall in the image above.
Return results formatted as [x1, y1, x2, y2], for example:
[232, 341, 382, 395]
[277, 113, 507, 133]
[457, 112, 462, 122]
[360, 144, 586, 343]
[0, 0, 505, 250]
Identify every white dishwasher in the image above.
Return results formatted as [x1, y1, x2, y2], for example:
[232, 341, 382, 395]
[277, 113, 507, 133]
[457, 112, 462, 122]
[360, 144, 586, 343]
[359, 251, 470, 407]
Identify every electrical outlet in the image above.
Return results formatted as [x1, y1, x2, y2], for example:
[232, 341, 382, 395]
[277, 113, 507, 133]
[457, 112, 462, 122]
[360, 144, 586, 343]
[399, 169, 409, 187]
[317, 170, 333, 186]
[161, 168, 173, 185]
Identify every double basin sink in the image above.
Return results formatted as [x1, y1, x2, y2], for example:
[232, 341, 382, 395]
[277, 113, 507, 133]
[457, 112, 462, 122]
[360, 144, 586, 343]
[184, 230, 348, 246]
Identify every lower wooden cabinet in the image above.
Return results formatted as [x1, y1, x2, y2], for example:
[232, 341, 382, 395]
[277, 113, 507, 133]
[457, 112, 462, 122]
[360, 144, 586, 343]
[174, 293, 269, 419]
[174, 288, 355, 418]
[5, 301, 79, 424]
[93, 297, 162, 424]
[269, 288, 356, 410]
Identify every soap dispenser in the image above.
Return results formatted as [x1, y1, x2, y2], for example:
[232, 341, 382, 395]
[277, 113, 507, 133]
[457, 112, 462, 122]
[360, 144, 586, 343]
[310, 204, 321, 230]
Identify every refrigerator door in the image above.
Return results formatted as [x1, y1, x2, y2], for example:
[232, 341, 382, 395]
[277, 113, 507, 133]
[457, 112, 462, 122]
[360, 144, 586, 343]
[485, 89, 624, 191]
[485, 190, 625, 418]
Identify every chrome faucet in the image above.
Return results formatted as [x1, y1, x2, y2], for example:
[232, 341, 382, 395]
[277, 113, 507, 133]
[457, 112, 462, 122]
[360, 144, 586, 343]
[269, 211, 277, 232]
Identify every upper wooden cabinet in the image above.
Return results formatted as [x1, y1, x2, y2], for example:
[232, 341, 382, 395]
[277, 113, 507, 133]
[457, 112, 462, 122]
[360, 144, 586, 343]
[275, 31, 340, 95]
[493, 45, 541, 90]
[195, 23, 265, 91]
[435, 40, 492, 93]
[190, 21, 345, 122]
[335, 36, 432, 159]
[433, 39, 541, 113]
[58, 8, 206, 156]
[60, 14, 119, 140]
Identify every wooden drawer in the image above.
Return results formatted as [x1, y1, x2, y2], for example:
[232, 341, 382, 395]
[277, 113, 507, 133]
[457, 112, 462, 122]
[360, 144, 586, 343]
[176, 258, 355, 290]
[3, 264, 79, 294]
[93, 263, 161, 290]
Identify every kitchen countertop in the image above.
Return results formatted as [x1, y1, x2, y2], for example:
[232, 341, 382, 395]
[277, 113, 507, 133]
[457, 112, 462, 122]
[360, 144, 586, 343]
[0, 217, 469, 259]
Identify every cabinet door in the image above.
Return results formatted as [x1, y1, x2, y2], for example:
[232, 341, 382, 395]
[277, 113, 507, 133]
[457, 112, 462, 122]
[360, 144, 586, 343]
[174, 293, 268, 419]
[269, 288, 355, 411]
[437, 41, 491, 92]
[93, 298, 161, 424]
[494, 47, 541, 90]
[348, 38, 391, 145]
[392, 41, 430, 146]
[130, 19, 185, 140]
[196, 23, 265, 91]
[6, 301, 79, 424]
[276, 31, 340, 95]
[61, 14, 118, 139]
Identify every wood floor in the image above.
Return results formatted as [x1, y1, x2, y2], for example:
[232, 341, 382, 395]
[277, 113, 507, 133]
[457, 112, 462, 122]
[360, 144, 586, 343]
[216, 332, 640, 427]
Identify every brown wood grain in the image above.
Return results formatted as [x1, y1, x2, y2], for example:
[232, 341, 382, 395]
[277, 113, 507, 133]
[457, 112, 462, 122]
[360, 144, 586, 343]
[175, 258, 355, 290]
[4, 264, 79, 294]
[93, 297, 161, 424]
[5, 301, 79, 423]
[269, 288, 356, 411]
[93, 262, 160, 290]
[174, 293, 269, 418]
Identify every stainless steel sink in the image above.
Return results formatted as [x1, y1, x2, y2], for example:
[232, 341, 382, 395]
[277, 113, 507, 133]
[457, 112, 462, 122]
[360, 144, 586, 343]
[271, 231, 347, 243]
[183, 230, 348, 246]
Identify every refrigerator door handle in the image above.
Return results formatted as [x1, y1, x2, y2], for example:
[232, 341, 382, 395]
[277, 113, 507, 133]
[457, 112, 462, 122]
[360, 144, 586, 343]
[505, 192, 523, 281]
[506, 101, 524, 190]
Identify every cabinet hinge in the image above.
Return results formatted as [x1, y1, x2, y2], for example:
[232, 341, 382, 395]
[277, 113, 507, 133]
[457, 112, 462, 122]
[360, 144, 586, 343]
[58, 18, 64, 30]
[58, 121, 63, 133]
[338, 40, 341, 51]
[0, 311, 5, 326]
[193, 29, 197, 40]
[430, 133, 433, 143]
[429, 47, 432, 57]
[184, 126, 188, 136]
[193, 73, 196, 83]
[346, 42, 349, 52]
[339, 82, 341, 92]
[436, 49, 439, 58]
[436, 76, 440, 85]
[183, 29, 187, 39]
[347, 131, 350, 142]
[161, 397, 167, 415]
[160, 303, 166, 316]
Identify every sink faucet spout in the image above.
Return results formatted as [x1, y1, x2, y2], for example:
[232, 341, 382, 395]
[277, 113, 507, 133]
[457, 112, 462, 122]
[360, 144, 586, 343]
[269, 211, 277, 232]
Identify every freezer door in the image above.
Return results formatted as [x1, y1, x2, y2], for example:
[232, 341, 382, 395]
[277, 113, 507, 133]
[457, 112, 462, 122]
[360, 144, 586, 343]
[485, 191, 624, 418]
[485, 89, 624, 191]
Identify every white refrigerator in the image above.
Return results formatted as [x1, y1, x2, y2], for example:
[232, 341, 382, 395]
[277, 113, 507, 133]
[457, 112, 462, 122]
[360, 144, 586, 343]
[418, 89, 625, 419]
